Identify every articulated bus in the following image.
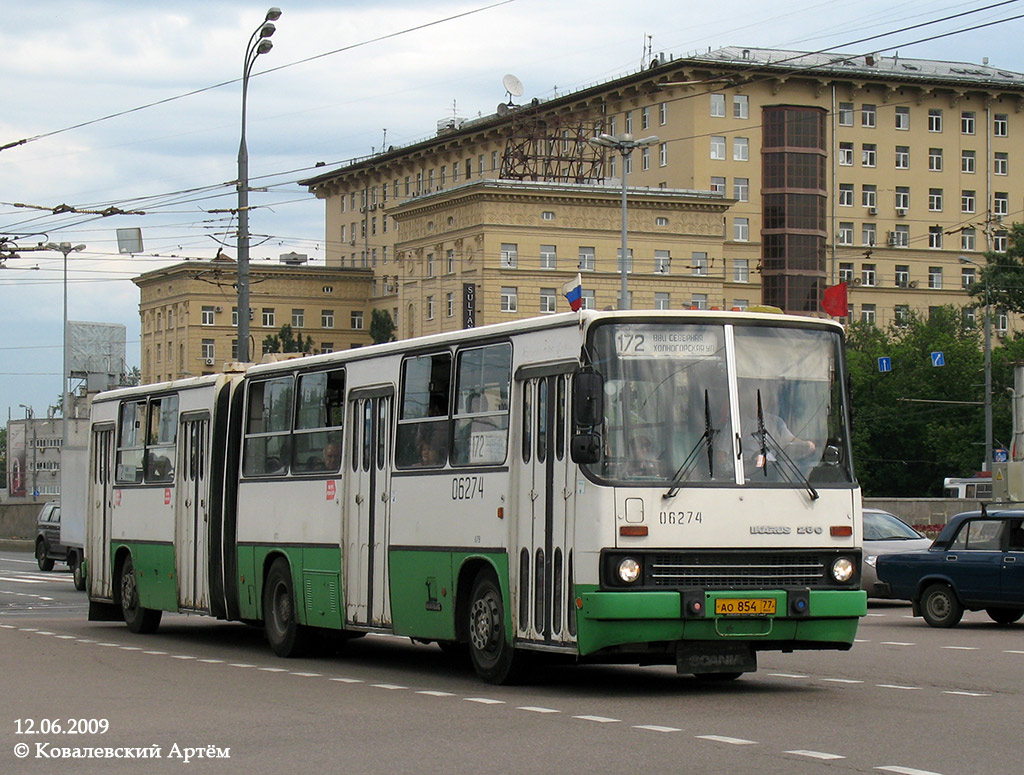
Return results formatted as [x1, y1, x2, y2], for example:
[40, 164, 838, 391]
[86, 309, 866, 683]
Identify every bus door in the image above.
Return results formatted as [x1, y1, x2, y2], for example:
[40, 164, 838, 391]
[515, 370, 576, 647]
[176, 415, 210, 611]
[344, 388, 394, 628]
[88, 425, 115, 599]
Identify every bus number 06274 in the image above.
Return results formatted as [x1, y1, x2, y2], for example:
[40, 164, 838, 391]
[452, 476, 484, 500]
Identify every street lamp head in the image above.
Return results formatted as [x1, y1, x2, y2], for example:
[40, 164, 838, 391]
[256, 39, 273, 55]
[259, 21, 276, 38]
[265, 7, 282, 21]
[589, 134, 618, 149]
[636, 135, 660, 146]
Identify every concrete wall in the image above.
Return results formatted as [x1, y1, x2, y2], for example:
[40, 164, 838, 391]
[0, 503, 42, 540]
[864, 498, 980, 537]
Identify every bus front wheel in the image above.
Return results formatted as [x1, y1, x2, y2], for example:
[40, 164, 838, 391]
[467, 571, 525, 684]
[119, 556, 161, 634]
[263, 558, 309, 657]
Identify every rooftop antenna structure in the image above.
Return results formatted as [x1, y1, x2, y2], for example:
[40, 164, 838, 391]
[498, 73, 523, 117]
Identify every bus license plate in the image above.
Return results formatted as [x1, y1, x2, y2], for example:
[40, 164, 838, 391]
[714, 598, 776, 616]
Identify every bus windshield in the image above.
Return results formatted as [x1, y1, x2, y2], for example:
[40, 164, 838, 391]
[585, 321, 854, 488]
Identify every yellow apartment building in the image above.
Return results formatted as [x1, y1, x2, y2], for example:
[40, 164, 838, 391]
[301, 46, 1024, 335]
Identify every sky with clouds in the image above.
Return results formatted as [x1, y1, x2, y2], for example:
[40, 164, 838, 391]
[1, 0, 1022, 419]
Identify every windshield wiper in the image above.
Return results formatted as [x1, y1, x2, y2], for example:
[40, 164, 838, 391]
[665, 391, 717, 498]
[753, 390, 818, 501]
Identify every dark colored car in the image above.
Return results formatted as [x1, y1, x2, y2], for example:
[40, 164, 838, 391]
[876, 509, 1024, 627]
[862, 508, 933, 598]
[34, 502, 67, 572]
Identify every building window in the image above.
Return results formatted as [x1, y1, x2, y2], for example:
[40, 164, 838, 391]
[540, 244, 557, 270]
[501, 243, 518, 268]
[839, 183, 854, 206]
[838, 222, 853, 245]
[540, 288, 557, 314]
[691, 293, 708, 310]
[861, 304, 876, 324]
[839, 263, 854, 283]
[839, 142, 854, 166]
[654, 292, 670, 310]
[425, 296, 434, 321]
[928, 109, 943, 132]
[501, 286, 518, 312]
[838, 102, 854, 126]
[928, 188, 943, 211]
[961, 267, 976, 289]
[928, 266, 943, 289]
[659, 142, 668, 167]
[862, 185, 877, 209]
[962, 190, 976, 213]
[446, 249, 455, 273]
[994, 113, 1008, 137]
[292, 309, 304, 328]
[582, 289, 595, 310]
[895, 187, 910, 210]
[733, 177, 749, 202]
[862, 104, 876, 128]
[894, 305, 910, 325]
[961, 228, 976, 251]
[201, 306, 215, 326]
[733, 137, 749, 161]
[578, 246, 595, 271]
[861, 143, 876, 167]
[895, 265, 910, 287]
[625, 111, 633, 134]
[733, 258, 750, 282]
[961, 111, 975, 135]
[862, 223, 876, 246]
[262, 308, 275, 328]
[654, 249, 671, 273]
[617, 248, 634, 274]
[928, 226, 943, 249]
[641, 146, 650, 170]
[928, 147, 943, 172]
[733, 94, 749, 119]
[710, 176, 726, 194]
[659, 102, 667, 125]
[710, 136, 726, 159]
[734, 218, 750, 242]
[895, 146, 909, 169]
[655, 216, 669, 227]
[426, 253, 435, 277]
[691, 252, 708, 276]
[994, 152, 1008, 176]
[201, 339, 215, 360]
[961, 150, 976, 174]
[994, 191, 1009, 217]
[350, 311, 364, 329]
[862, 264, 876, 287]
[641, 106, 650, 130]
[995, 230, 1009, 252]
[320, 343, 334, 354]
[893, 224, 910, 247]
[895, 107, 910, 130]
[710, 93, 725, 117]
[446, 292, 454, 317]
[322, 310, 335, 328]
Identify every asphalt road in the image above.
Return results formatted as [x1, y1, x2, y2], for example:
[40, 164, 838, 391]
[1, 549, 1021, 775]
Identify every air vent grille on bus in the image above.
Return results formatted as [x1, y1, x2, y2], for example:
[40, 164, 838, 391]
[647, 552, 829, 589]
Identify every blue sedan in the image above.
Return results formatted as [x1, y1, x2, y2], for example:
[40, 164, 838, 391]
[875, 509, 1024, 627]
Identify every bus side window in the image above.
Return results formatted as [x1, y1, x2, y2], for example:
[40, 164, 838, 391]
[243, 377, 294, 477]
[452, 343, 511, 466]
[396, 353, 451, 469]
[292, 369, 345, 474]
[145, 395, 178, 483]
[116, 400, 146, 484]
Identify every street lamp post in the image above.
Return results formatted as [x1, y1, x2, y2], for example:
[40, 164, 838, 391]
[45, 241, 86, 450]
[237, 7, 280, 364]
[961, 255, 993, 471]
[588, 132, 659, 310]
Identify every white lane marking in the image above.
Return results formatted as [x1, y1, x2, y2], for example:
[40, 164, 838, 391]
[634, 725, 681, 733]
[171, 655, 195, 660]
[1004, 650, 1024, 655]
[54, 635, 75, 640]
[329, 677, 363, 684]
[258, 667, 288, 673]
[143, 650, 166, 655]
[20, 628, 38, 632]
[199, 659, 224, 664]
[854, 638, 870, 642]
[881, 642, 916, 646]
[371, 683, 406, 690]
[0, 576, 46, 584]
[697, 735, 756, 745]
[940, 646, 978, 651]
[878, 684, 921, 691]
[37, 631, 54, 635]
[119, 646, 141, 651]
[865, 613, 886, 617]
[96, 642, 118, 647]
[943, 690, 989, 697]
[465, 697, 504, 705]
[822, 678, 864, 684]
[417, 690, 455, 697]
[291, 672, 322, 678]
[786, 750, 845, 760]
[518, 706, 559, 714]
[574, 715, 620, 723]
[229, 663, 255, 668]
[876, 766, 946, 775]
[767, 673, 807, 679]
[0, 624, 15, 628]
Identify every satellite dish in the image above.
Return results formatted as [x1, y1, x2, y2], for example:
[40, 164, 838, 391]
[496, 103, 509, 116]
[502, 73, 524, 98]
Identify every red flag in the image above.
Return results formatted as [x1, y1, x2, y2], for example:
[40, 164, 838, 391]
[822, 282, 848, 317]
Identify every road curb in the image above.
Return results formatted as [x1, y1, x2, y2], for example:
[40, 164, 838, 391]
[0, 539, 33, 552]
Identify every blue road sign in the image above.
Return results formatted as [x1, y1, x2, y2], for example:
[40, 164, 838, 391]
[931, 351, 945, 367]
[995, 448, 1008, 463]
[878, 356, 892, 373]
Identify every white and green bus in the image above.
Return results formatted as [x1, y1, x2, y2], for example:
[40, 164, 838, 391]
[86, 309, 866, 683]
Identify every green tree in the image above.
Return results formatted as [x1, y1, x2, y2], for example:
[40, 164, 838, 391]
[120, 365, 141, 387]
[263, 324, 313, 355]
[967, 222, 1024, 314]
[846, 305, 1024, 496]
[370, 308, 396, 344]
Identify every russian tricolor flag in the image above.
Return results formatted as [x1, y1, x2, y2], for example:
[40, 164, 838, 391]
[562, 273, 583, 311]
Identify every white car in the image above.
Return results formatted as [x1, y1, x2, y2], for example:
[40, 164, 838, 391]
[862, 508, 933, 598]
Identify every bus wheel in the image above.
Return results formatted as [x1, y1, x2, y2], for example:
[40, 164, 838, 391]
[70, 554, 86, 591]
[119, 556, 162, 634]
[35, 540, 54, 572]
[263, 558, 309, 657]
[467, 571, 523, 684]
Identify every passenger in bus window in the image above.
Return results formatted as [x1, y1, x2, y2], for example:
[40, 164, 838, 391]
[416, 424, 446, 467]
[322, 442, 341, 471]
[146, 451, 173, 481]
[628, 434, 663, 477]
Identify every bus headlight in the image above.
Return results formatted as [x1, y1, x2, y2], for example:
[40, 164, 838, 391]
[831, 557, 855, 583]
[617, 557, 642, 584]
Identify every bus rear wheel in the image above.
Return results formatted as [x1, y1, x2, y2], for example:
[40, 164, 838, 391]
[467, 571, 525, 684]
[119, 556, 162, 634]
[263, 558, 309, 657]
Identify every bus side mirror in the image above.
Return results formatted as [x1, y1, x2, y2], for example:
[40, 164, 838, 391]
[570, 433, 601, 464]
[573, 371, 603, 428]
